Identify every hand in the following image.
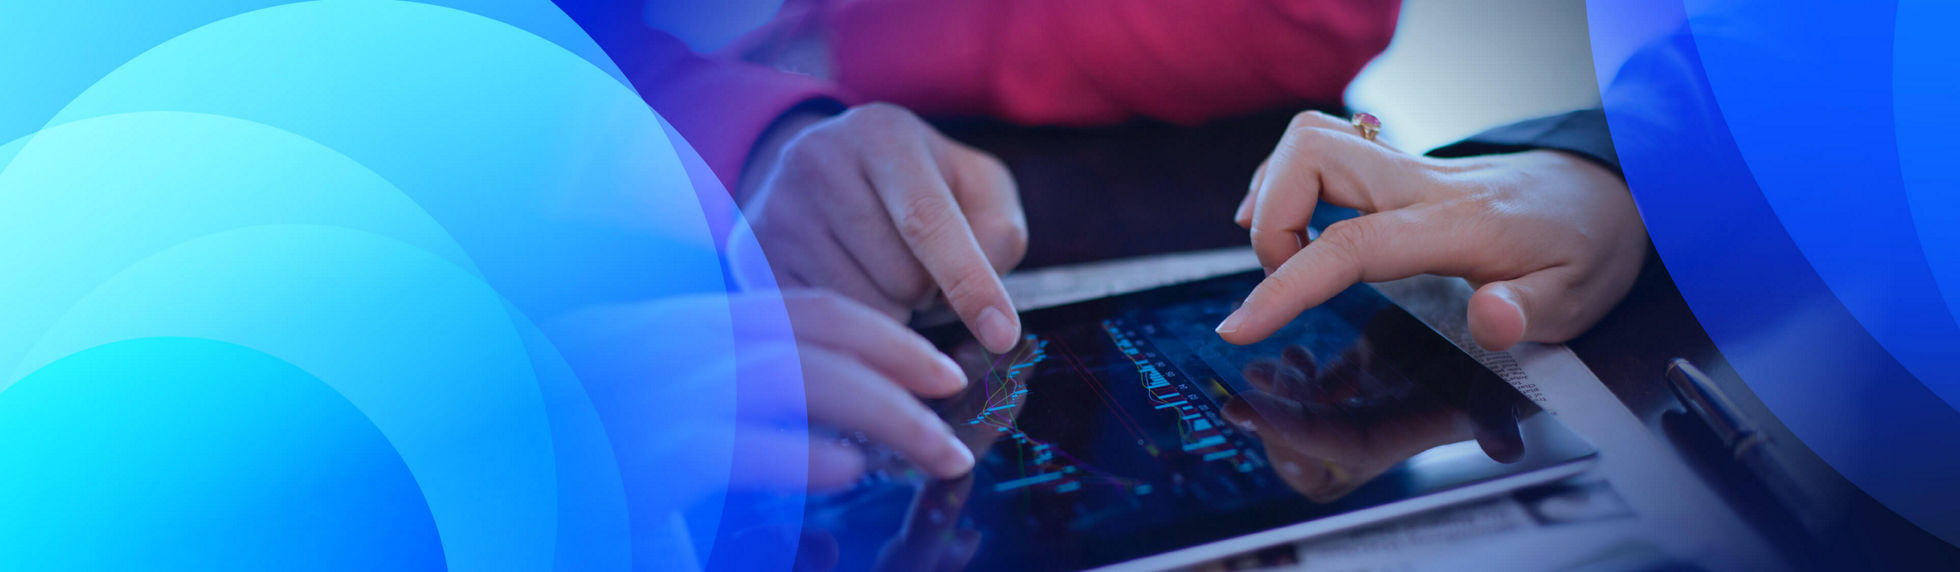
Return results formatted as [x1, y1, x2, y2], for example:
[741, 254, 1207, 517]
[790, 474, 982, 572]
[871, 474, 982, 572]
[550, 290, 977, 500]
[1218, 111, 1646, 350]
[730, 103, 1028, 353]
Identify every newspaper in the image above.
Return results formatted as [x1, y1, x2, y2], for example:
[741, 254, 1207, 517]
[998, 247, 1786, 571]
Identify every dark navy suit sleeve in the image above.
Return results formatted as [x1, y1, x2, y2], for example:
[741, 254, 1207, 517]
[1426, 109, 1622, 178]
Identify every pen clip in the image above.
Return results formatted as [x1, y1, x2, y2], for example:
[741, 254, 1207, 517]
[1666, 358, 1755, 448]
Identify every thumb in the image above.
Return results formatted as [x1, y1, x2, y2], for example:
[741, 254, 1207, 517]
[1468, 267, 1594, 351]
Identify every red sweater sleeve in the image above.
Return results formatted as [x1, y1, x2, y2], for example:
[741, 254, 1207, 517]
[824, 0, 1401, 126]
[556, 1, 844, 192]
[626, 33, 842, 192]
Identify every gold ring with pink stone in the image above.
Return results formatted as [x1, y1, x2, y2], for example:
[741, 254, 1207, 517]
[1351, 112, 1381, 142]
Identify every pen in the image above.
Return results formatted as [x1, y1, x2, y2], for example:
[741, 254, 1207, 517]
[1666, 358, 1823, 536]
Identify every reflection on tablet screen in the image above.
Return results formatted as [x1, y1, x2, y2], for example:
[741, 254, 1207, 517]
[802, 272, 1594, 571]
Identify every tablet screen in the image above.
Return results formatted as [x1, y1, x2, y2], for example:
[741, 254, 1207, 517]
[801, 272, 1595, 570]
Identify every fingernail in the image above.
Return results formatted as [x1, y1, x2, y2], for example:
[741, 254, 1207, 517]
[936, 353, 968, 389]
[1221, 403, 1250, 432]
[1216, 309, 1247, 335]
[1499, 286, 1530, 336]
[945, 434, 975, 473]
[977, 306, 1017, 352]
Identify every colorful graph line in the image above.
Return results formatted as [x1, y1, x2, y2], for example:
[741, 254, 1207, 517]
[1104, 321, 1263, 473]
[970, 335, 1146, 496]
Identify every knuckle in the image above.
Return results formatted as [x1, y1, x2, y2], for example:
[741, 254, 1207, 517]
[778, 139, 847, 177]
[791, 120, 844, 149]
[1297, 128, 1338, 151]
[971, 148, 1011, 176]
[1276, 127, 1334, 160]
[938, 266, 999, 309]
[1003, 221, 1031, 260]
[1320, 219, 1376, 264]
[1287, 110, 1344, 134]
[811, 115, 881, 151]
[1320, 218, 1360, 244]
[976, 213, 1029, 252]
[894, 192, 959, 243]
[1261, 267, 1301, 295]
[1288, 110, 1324, 131]
[857, 101, 905, 115]
[777, 141, 828, 178]
[846, 102, 914, 129]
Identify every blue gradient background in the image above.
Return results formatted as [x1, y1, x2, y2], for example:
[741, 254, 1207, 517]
[3, 0, 1956, 569]
[0, 1, 804, 569]
[1590, 0, 1960, 548]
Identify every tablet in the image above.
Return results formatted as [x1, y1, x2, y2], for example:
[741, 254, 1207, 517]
[803, 271, 1597, 571]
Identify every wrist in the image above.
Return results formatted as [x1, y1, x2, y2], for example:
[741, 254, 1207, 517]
[1498, 149, 1624, 183]
[737, 99, 844, 205]
[1443, 149, 1623, 188]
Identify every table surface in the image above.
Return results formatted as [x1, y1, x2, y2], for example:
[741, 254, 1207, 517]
[934, 113, 1957, 568]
